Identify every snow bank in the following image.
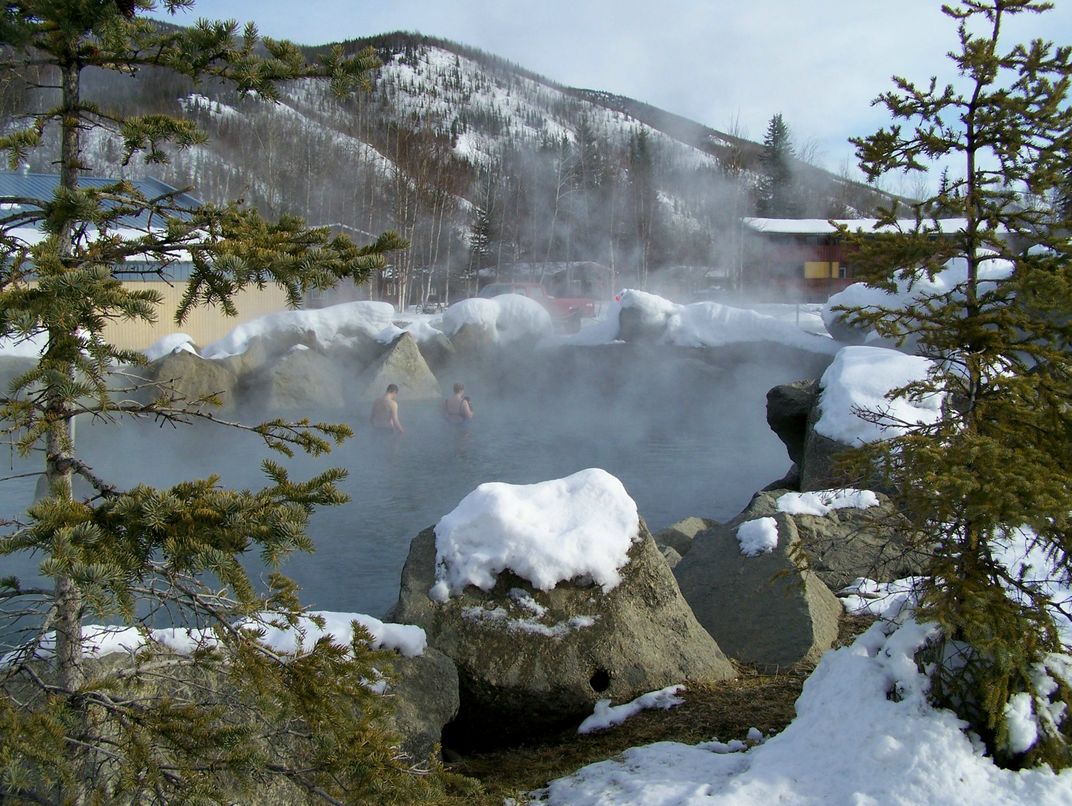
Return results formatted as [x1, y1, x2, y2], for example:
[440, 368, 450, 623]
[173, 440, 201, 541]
[578, 685, 685, 735]
[2, 610, 426, 666]
[429, 468, 640, 601]
[838, 576, 925, 618]
[244, 610, 426, 658]
[775, 488, 880, 516]
[822, 255, 1013, 344]
[200, 300, 396, 358]
[540, 617, 1072, 805]
[440, 294, 553, 343]
[815, 345, 943, 445]
[563, 289, 837, 354]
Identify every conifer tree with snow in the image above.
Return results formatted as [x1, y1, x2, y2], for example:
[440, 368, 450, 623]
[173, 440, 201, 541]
[0, 2, 472, 803]
[835, 0, 1072, 769]
[755, 112, 798, 217]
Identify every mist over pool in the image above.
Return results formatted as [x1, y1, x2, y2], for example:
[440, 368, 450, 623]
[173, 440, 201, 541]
[1, 342, 830, 619]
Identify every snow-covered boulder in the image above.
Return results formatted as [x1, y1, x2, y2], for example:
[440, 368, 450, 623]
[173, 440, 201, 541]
[570, 289, 839, 356]
[201, 300, 395, 365]
[143, 333, 197, 362]
[674, 497, 842, 668]
[441, 295, 553, 350]
[146, 350, 239, 410]
[767, 346, 943, 491]
[238, 345, 345, 412]
[616, 291, 678, 342]
[356, 331, 442, 401]
[388, 469, 734, 743]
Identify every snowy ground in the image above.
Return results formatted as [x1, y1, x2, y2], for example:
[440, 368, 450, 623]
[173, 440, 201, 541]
[536, 613, 1072, 806]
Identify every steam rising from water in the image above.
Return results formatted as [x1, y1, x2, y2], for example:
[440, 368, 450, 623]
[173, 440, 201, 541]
[1, 341, 831, 618]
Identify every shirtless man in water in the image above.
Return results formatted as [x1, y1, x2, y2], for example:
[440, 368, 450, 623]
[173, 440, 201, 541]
[443, 382, 474, 425]
[370, 384, 404, 433]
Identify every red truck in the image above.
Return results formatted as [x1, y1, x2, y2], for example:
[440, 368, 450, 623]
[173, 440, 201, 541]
[478, 281, 596, 331]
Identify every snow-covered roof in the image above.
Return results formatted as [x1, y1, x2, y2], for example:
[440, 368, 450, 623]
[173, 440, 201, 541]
[743, 217, 969, 236]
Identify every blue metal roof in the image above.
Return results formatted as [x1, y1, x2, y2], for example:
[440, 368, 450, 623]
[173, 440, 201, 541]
[0, 171, 202, 229]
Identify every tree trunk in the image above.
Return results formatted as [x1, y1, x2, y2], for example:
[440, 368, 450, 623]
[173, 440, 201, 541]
[53, 57, 86, 806]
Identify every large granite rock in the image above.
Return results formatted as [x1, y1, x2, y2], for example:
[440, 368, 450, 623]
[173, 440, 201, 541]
[357, 332, 441, 401]
[416, 331, 456, 376]
[239, 345, 346, 411]
[743, 489, 926, 591]
[146, 350, 238, 410]
[389, 521, 735, 743]
[766, 377, 856, 491]
[766, 379, 819, 466]
[674, 500, 842, 669]
[447, 322, 497, 360]
[385, 645, 459, 763]
[652, 516, 718, 560]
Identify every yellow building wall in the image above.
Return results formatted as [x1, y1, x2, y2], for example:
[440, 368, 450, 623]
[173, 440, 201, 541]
[803, 261, 840, 279]
[102, 281, 292, 351]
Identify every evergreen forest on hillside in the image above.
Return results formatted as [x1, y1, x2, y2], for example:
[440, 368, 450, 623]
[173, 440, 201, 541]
[0, 28, 893, 308]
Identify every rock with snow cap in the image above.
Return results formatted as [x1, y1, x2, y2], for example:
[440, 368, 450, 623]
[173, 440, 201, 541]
[674, 495, 842, 669]
[389, 514, 733, 744]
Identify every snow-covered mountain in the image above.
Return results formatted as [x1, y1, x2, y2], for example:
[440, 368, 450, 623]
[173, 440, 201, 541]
[15, 31, 892, 306]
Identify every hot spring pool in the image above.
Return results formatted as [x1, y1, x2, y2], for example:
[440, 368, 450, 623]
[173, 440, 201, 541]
[0, 344, 828, 618]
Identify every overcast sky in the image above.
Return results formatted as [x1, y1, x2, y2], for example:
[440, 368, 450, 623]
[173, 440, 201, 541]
[152, 1, 1072, 183]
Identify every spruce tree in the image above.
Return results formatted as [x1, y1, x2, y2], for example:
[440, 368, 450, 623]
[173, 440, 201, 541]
[836, 0, 1072, 768]
[0, 2, 466, 802]
[756, 112, 798, 217]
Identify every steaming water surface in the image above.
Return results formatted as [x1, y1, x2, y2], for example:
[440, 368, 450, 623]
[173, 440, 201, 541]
[1, 345, 828, 619]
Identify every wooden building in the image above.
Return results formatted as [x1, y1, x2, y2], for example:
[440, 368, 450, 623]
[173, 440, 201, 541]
[741, 217, 969, 301]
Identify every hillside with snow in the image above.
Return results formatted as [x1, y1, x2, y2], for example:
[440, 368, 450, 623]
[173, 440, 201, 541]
[5, 29, 893, 312]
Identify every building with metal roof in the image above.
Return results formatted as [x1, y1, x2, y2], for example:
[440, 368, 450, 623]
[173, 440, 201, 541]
[0, 170, 202, 228]
[0, 171, 288, 351]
